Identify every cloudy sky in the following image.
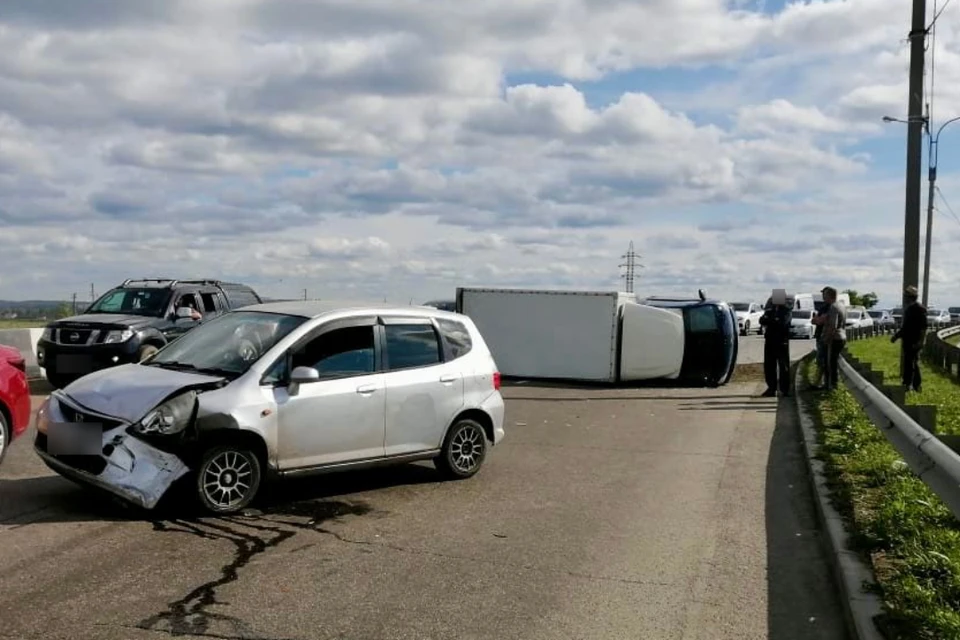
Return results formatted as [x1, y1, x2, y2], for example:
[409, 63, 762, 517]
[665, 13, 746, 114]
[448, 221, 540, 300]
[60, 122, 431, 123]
[2, 0, 960, 308]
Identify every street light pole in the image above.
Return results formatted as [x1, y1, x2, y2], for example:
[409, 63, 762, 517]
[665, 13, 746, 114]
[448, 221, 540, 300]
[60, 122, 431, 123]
[921, 114, 960, 307]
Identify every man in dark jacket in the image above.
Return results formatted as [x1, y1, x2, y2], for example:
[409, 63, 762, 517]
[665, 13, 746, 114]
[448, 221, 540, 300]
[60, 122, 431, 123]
[759, 289, 792, 397]
[891, 285, 927, 392]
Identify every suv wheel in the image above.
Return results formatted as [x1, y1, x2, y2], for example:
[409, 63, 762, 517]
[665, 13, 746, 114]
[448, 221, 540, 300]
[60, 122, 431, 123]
[436, 418, 488, 480]
[195, 445, 262, 514]
[0, 410, 9, 465]
[137, 344, 160, 362]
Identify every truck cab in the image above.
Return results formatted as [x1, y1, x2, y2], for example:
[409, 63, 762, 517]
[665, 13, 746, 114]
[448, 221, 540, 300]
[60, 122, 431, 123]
[639, 296, 739, 387]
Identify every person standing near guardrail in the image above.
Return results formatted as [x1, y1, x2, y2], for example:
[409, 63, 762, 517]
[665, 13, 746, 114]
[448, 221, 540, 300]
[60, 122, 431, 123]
[759, 288, 792, 397]
[814, 286, 846, 391]
[810, 298, 832, 390]
[890, 285, 927, 393]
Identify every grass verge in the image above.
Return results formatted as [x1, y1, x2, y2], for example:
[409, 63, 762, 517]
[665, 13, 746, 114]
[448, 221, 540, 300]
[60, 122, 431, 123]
[948, 333, 960, 347]
[846, 337, 960, 435]
[801, 357, 960, 639]
[0, 319, 44, 330]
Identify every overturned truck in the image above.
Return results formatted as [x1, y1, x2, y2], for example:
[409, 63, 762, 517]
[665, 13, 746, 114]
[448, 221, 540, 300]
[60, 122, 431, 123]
[455, 287, 739, 386]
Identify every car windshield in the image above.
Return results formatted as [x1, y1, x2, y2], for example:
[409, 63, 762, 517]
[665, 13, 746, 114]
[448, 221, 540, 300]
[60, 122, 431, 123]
[949, 307, 960, 313]
[147, 311, 307, 377]
[86, 288, 172, 317]
[928, 309, 941, 316]
[868, 311, 882, 318]
[848, 310, 862, 319]
[731, 303, 750, 311]
[791, 310, 813, 319]
[892, 308, 903, 315]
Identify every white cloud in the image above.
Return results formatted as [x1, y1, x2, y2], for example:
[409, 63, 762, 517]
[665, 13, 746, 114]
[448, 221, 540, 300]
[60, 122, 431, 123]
[1, 0, 959, 310]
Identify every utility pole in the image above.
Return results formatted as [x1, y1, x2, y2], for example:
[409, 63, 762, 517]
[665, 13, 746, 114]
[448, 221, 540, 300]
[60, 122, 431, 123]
[71, 293, 77, 315]
[619, 241, 643, 293]
[900, 0, 927, 378]
[90, 283, 95, 303]
[303, 289, 307, 301]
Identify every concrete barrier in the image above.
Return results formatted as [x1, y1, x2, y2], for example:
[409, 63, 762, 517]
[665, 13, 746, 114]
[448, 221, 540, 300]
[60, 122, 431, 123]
[0, 328, 45, 378]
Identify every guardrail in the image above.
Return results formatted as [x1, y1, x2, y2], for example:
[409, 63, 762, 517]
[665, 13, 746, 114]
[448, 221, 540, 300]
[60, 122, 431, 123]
[835, 320, 960, 522]
[839, 356, 960, 522]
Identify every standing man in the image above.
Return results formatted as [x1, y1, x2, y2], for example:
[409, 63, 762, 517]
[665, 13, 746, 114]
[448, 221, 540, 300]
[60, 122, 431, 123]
[759, 289, 792, 397]
[810, 297, 832, 390]
[816, 286, 847, 391]
[891, 285, 927, 393]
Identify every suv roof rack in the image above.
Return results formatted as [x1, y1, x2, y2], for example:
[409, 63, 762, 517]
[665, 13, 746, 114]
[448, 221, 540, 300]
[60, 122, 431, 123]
[119, 278, 227, 288]
[121, 278, 179, 287]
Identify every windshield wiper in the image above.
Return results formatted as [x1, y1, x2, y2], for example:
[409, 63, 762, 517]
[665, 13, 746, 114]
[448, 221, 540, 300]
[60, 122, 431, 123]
[195, 366, 239, 378]
[150, 360, 200, 371]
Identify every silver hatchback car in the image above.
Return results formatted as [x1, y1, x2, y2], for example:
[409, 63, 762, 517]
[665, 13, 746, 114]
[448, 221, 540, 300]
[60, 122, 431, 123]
[34, 301, 506, 514]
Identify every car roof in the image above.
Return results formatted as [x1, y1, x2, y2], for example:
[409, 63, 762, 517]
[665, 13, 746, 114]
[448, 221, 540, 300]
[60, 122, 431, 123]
[238, 299, 463, 320]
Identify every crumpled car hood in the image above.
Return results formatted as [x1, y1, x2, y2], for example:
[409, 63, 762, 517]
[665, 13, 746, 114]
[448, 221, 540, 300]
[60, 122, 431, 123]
[61, 363, 225, 423]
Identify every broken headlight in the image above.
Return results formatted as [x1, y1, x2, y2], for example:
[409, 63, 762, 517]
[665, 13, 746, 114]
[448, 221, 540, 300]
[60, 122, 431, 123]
[133, 391, 197, 436]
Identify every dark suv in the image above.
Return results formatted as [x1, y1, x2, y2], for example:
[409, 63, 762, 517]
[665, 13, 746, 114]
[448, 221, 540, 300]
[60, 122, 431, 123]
[37, 278, 262, 388]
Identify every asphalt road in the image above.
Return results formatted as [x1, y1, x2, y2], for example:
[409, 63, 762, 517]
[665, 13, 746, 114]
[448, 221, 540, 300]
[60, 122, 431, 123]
[738, 334, 813, 365]
[0, 381, 847, 640]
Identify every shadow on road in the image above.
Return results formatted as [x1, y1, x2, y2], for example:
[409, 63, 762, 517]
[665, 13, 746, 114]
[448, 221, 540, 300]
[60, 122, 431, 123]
[1, 462, 441, 526]
[764, 363, 848, 640]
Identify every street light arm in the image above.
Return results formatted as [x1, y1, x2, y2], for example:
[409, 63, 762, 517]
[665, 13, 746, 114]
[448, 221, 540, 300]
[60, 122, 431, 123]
[935, 115, 960, 141]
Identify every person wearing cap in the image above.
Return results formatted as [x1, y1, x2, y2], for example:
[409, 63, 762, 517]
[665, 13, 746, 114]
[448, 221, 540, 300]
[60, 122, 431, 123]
[891, 285, 927, 392]
[812, 286, 846, 390]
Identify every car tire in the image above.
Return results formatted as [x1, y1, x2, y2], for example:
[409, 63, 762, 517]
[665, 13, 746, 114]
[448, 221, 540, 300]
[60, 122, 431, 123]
[0, 410, 10, 466]
[137, 344, 160, 363]
[435, 418, 488, 480]
[46, 373, 69, 390]
[195, 445, 262, 515]
[743, 321, 750, 336]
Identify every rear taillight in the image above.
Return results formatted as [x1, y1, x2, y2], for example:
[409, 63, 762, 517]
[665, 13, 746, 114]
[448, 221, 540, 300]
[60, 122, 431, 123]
[493, 371, 501, 391]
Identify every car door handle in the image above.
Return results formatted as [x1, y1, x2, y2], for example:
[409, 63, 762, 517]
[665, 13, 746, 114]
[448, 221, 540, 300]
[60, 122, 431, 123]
[356, 384, 378, 395]
[440, 374, 458, 383]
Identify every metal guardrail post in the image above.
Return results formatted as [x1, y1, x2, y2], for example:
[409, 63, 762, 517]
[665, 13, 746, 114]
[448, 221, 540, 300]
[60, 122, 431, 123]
[840, 356, 960, 521]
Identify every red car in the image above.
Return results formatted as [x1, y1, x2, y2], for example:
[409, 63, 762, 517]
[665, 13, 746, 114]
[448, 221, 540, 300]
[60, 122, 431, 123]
[0, 344, 31, 465]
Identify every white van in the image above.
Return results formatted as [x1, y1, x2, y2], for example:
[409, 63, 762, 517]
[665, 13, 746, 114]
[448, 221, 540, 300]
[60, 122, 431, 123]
[792, 293, 814, 311]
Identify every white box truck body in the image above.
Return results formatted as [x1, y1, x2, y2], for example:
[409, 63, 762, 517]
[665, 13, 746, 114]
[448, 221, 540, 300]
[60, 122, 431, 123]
[455, 287, 737, 385]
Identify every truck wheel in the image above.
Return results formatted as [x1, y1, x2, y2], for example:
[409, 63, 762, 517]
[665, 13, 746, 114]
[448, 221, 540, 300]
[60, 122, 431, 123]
[743, 321, 750, 336]
[46, 373, 70, 389]
[435, 418, 488, 480]
[137, 344, 160, 362]
[195, 445, 262, 515]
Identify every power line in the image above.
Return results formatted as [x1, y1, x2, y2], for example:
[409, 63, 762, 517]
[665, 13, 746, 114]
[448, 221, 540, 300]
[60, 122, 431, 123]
[930, 0, 953, 27]
[935, 185, 960, 226]
[618, 241, 644, 293]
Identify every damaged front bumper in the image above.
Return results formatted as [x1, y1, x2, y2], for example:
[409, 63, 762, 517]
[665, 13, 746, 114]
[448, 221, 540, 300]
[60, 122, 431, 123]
[35, 396, 190, 510]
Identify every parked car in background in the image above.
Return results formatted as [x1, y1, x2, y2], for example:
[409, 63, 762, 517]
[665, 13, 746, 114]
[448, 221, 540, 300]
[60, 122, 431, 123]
[845, 309, 874, 329]
[949, 306, 960, 323]
[928, 308, 952, 328]
[891, 307, 903, 327]
[34, 301, 505, 514]
[867, 309, 896, 328]
[0, 344, 31, 465]
[421, 300, 457, 312]
[731, 302, 764, 336]
[789, 309, 816, 340]
[37, 278, 263, 389]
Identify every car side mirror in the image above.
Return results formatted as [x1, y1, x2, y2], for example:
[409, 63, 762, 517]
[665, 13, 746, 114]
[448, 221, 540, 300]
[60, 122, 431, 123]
[289, 366, 320, 397]
[176, 307, 195, 319]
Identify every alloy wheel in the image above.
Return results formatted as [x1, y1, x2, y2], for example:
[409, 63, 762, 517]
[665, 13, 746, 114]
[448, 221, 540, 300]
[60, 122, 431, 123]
[450, 423, 485, 474]
[201, 450, 255, 510]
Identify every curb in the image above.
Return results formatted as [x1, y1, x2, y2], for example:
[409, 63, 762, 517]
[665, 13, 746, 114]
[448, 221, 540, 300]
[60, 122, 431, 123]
[792, 355, 886, 640]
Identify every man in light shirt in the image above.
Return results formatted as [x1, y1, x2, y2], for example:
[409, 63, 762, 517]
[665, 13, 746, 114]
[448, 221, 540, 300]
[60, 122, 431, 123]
[812, 286, 846, 391]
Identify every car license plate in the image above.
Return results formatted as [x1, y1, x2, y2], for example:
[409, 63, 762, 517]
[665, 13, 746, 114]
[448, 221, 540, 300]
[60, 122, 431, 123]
[55, 353, 93, 374]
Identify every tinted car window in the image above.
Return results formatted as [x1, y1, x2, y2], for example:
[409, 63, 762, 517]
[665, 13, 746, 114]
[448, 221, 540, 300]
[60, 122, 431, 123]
[87, 288, 171, 316]
[687, 306, 719, 333]
[436, 318, 472, 359]
[384, 324, 441, 370]
[292, 326, 375, 378]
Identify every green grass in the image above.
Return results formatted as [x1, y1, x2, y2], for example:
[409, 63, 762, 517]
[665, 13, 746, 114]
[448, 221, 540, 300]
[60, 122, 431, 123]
[846, 337, 960, 436]
[802, 358, 960, 639]
[948, 334, 960, 347]
[0, 318, 45, 330]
